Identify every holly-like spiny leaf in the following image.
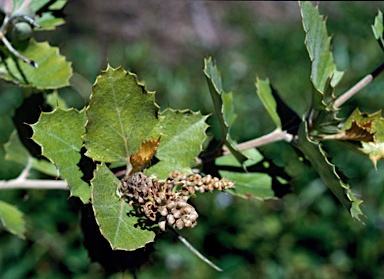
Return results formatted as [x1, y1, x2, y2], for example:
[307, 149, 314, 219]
[83, 65, 161, 169]
[0, 39, 72, 89]
[0, 200, 26, 239]
[11, 0, 67, 30]
[146, 108, 208, 179]
[255, 78, 302, 135]
[300, 2, 344, 136]
[372, 9, 384, 51]
[300, 1, 343, 93]
[91, 163, 155, 251]
[295, 122, 364, 221]
[203, 57, 248, 166]
[31, 107, 91, 203]
[255, 77, 281, 129]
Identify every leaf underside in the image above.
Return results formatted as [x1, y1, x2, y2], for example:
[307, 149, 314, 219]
[296, 123, 363, 221]
[255, 77, 281, 129]
[203, 57, 248, 166]
[300, 2, 343, 136]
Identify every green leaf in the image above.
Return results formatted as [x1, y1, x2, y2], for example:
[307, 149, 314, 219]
[146, 109, 208, 178]
[92, 163, 155, 250]
[4, 130, 57, 177]
[83, 65, 161, 166]
[300, 2, 344, 136]
[0, 200, 26, 239]
[48, 0, 67, 10]
[15, 0, 68, 30]
[0, 39, 72, 89]
[203, 57, 248, 165]
[372, 9, 384, 51]
[295, 122, 363, 221]
[12, 0, 63, 14]
[4, 130, 29, 166]
[222, 91, 237, 127]
[46, 91, 69, 110]
[0, 114, 24, 179]
[216, 149, 274, 200]
[300, 1, 343, 92]
[36, 12, 66, 30]
[13, 0, 50, 13]
[255, 77, 281, 129]
[31, 107, 91, 203]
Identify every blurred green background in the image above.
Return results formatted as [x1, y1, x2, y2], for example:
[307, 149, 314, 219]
[1, 1, 384, 278]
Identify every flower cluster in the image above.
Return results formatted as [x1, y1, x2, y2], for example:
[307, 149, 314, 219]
[119, 171, 234, 231]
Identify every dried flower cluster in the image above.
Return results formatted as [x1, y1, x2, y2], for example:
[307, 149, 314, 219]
[119, 171, 235, 231]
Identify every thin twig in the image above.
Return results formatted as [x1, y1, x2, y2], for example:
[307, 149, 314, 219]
[0, 179, 68, 190]
[334, 62, 384, 108]
[222, 129, 293, 155]
[17, 159, 32, 180]
[171, 227, 223, 272]
[1, 36, 38, 67]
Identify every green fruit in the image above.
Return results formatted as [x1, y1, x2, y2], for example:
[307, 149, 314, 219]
[9, 22, 33, 42]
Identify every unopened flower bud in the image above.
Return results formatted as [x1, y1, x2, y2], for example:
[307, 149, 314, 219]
[175, 219, 184, 230]
[177, 200, 187, 209]
[166, 200, 176, 209]
[172, 209, 182, 219]
[167, 214, 175, 225]
[184, 219, 192, 228]
[158, 206, 168, 216]
[159, 220, 166, 231]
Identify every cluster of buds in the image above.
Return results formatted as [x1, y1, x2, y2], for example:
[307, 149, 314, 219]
[119, 171, 235, 231]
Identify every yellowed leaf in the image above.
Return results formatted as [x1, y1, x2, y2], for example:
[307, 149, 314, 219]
[130, 138, 161, 175]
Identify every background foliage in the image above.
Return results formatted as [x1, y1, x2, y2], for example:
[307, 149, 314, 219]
[1, 1, 384, 278]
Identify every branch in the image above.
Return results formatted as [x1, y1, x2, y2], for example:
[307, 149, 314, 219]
[0, 179, 68, 190]
[222, 129, 293, 155]
[0, 160, 68, 190]
[334, 61, 384, 108]
[170, 227, 223, 272]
